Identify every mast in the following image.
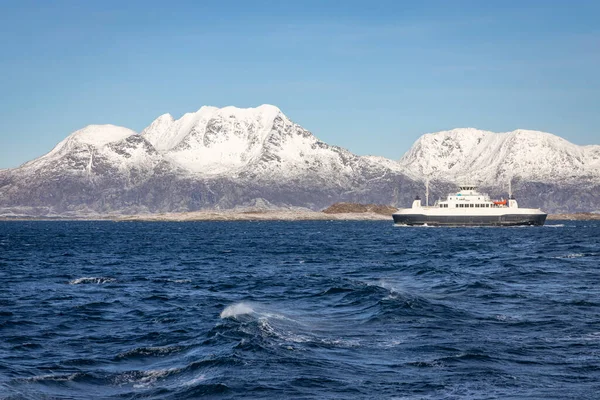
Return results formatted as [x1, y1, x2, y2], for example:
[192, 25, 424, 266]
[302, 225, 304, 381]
[425, 178, 430, 207]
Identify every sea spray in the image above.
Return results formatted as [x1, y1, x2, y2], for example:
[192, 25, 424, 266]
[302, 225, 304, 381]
[220, 303, 254, 318]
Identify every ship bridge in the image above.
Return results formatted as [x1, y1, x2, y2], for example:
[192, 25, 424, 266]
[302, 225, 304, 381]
[459, 184, 478, 192]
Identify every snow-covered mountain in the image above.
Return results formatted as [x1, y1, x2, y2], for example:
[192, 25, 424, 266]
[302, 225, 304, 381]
[399, 128, 600, 183]
[139, 104, 391, 182]
[0, 105, 418, 216]
[0, 108, 598, 216]
[398, 127, 600, 212]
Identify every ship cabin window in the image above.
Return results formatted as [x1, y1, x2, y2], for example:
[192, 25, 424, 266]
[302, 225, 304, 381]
[475, 204, 479, 208]
[455, 204, 459, 208]
[470, 204, 474, 208]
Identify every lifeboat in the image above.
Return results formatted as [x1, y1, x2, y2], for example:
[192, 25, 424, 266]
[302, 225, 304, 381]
[493, 199, 507, 206]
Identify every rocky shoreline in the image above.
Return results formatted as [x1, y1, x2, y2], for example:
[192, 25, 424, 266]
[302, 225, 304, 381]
[546, 213, 600, 221]
[1, 202, 598, 222]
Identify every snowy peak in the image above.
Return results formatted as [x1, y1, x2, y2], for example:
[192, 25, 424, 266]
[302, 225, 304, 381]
[399, 128, 494, 176]
[67, 124, 137, 146]
[21, 125, 138, 169]
[140, 104, 318, 175]
[141, 104, 282, 152]
[400, 127, 600, 183]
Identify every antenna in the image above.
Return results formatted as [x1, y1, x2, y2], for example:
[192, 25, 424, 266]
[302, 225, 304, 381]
[508, 176, 513, 198]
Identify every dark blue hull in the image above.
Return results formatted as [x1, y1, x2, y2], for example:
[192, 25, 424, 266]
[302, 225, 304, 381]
[392, 213, 547, 226]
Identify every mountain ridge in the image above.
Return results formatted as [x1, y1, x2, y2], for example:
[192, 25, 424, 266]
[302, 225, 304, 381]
[1, 105, 599, 215]
[399, 127, 600, 184]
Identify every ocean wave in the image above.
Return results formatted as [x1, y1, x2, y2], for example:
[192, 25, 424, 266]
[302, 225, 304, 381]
[22, 372, 89, 383]
[111, 368, 179, 388]
[220, 302, 254, 318]
[115, 345, 185, 360]
[219, 302, 359, 350]
[152, 278, 192, 284]
[183, 374, 207, 386]
[68, 277, 116, 285]
[4, 220, 600, 399]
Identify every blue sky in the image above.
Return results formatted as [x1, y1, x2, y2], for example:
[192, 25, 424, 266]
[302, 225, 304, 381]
[1, 0, 599, 169]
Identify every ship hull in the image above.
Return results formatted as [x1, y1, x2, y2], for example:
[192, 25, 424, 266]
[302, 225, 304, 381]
[392, 213, 547, 226]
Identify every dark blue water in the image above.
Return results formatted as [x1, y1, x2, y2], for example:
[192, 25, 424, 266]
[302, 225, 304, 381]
[1, 221, 599, 399]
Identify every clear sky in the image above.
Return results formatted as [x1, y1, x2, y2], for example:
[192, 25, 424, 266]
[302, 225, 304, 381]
[1, 0, 599, 169]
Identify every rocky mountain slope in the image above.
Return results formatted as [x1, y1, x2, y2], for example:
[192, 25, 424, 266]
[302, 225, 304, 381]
[0, 107, 598, 216]
[0, 105, 419, 216]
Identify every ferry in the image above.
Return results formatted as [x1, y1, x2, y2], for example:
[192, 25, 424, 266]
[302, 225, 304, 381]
[393, 183, 547, 226]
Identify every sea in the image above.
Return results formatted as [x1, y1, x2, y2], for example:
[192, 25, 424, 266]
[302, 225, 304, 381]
[1, 220, 599, 399]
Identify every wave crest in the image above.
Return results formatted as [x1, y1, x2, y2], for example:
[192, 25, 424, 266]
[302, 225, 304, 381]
[69, 277, 116, 285]
[220, 303, 254, 318]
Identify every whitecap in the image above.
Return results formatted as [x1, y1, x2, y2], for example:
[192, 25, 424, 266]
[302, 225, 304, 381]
[24, 373, 82, 382]
[183, 374, 206, 386]
[69, 277, 116, 285]
[116, 345, 183, 359]
[112, 368, 178, 388]
[154, 278, 192, 284]
[368, 279, 402, 299]
[220, 302, 254, 318]
[554, 253, 587, 259]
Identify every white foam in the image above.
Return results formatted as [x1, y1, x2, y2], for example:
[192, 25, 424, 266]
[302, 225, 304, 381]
[165, 278, 191, 283]
[25, 373, 81, 382]
[111, 368, 178, 388]
[369, 279, 401, 299]
[69, 277, 116, 285]
[183, 374, 207, 386]
[220, 302, 254, 318]
[132, 368, 177, 388]
[565, 253, 584, 258]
